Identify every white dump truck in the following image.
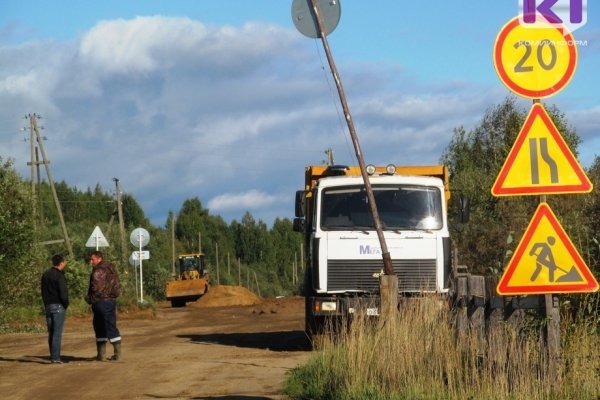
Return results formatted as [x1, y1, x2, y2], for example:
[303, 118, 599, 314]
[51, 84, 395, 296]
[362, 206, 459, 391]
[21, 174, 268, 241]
[293, 164, 468, 335]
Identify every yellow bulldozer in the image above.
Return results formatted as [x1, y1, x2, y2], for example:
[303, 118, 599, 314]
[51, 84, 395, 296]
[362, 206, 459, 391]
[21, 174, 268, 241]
[166, 253, 210, 307]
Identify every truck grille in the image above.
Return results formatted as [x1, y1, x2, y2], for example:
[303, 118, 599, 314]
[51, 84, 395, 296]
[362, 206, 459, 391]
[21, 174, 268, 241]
[327, 259, 437, 292]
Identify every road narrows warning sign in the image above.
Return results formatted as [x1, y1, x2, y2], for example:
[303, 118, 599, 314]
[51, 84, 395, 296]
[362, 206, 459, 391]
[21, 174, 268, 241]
[492, 103, 592, 196]
[497, 202, 598, 295]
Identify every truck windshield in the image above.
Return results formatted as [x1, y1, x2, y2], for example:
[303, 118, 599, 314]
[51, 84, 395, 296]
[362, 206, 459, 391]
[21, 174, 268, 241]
[320, 185, 442, 231]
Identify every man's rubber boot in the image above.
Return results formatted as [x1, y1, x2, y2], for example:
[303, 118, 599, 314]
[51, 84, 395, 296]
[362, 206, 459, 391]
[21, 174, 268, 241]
[110, 341, 122, 361]
[96, 341, 106, 361]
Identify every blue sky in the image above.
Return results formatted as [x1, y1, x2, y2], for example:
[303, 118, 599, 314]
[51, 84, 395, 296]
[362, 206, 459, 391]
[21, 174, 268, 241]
[1, 1, 599, 227]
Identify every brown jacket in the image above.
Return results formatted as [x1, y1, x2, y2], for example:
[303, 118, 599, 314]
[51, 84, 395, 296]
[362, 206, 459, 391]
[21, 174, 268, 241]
[86, 260, 120, 304]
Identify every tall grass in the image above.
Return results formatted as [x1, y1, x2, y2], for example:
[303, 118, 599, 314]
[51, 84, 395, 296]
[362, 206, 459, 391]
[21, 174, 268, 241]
[285, 296, 600, 399]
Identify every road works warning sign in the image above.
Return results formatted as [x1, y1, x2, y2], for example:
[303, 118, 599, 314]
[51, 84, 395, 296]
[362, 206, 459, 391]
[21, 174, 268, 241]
[497, 203, 598, 295]
[492, 103, 592, 196]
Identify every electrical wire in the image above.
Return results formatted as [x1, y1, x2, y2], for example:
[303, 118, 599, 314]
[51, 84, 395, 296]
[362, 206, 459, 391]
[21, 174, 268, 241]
[313, 38, 356, 166]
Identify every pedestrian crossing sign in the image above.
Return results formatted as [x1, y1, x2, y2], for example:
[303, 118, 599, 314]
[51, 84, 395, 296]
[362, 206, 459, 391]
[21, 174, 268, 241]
[497, 202, 599, 295]
[492, 103, 593, 196]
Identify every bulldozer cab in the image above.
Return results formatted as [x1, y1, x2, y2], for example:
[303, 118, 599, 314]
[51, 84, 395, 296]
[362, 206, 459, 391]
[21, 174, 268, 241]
[167, 252, 210, 307]
[178, 253, 206, 280]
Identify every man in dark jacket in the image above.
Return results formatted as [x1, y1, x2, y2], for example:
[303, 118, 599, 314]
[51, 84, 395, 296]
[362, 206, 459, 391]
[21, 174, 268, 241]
[86, 251, 122, 361]
[41, 254, 69, 364]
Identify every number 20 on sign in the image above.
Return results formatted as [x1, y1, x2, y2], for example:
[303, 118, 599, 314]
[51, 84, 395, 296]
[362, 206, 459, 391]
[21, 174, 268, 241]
[494, 17, 577, 99]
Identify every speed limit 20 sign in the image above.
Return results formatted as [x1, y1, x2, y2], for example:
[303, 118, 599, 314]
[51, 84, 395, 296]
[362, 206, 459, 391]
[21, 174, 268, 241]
[494, 17, 578, 98]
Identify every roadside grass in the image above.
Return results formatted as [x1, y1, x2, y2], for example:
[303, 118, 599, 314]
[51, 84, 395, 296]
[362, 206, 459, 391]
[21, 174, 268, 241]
[285, 296, 600, 400]
[0, 294, 156, 334]
[0, 305, 46, 334]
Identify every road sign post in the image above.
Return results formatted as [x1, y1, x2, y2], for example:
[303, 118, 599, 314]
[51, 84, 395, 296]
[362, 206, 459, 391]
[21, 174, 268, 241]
[129, 254, 140, 304]
[493, 15, 595, 365]
[85, 226, 109, 250]
[130, 228, 150, 303]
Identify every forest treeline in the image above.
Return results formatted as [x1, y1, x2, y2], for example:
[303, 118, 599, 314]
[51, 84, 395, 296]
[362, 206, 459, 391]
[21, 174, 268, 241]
[1, 96, 599, 327]
[0, 160, 304, 318]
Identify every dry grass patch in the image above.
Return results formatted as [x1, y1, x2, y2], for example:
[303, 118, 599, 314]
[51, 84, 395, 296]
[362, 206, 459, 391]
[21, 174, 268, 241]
[285, 296, 600, 399]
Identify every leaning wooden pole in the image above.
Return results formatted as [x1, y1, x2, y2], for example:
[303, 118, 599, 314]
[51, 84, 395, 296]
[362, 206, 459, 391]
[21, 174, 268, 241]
[31, 114, 73, 257]
[114, 178, 127, 267]
[309, 0, 393, 277]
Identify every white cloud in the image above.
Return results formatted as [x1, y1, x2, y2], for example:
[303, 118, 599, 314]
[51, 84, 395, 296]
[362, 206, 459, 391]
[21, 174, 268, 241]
[208, 190, 286, 213]
[0, 15, 533, 226]
[79, 16, 298, 75]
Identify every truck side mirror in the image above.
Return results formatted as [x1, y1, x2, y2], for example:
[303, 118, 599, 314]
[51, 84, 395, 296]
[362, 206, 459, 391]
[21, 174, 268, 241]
[459, 194, 470, 223]
[293, 217, 305, 232]
[295, 190, 305, 218]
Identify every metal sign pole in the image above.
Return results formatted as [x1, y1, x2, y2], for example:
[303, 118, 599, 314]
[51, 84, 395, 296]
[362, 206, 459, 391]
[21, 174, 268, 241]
[138, 231, 144, 303]
[134, 259, 139, 302]
[130, 227, 150, 304]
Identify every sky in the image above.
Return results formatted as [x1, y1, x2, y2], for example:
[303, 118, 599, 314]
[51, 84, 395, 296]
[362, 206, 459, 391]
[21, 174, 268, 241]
[1, 1, 599, 228]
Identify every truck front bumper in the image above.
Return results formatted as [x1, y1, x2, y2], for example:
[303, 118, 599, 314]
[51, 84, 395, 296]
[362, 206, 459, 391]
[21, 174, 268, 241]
[308, 295, 381, 317]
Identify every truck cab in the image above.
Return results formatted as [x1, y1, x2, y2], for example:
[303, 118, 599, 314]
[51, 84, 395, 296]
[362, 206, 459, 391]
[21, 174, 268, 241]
[294, 164, 460, 335]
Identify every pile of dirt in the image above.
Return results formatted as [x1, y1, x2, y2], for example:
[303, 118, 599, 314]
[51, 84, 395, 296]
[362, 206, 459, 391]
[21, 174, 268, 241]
[192, 285, 261, 308]
[251, 296, 304, 315]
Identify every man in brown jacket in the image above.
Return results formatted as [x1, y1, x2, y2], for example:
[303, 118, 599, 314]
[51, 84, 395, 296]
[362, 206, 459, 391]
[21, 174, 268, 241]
[86, 251, 122, 361]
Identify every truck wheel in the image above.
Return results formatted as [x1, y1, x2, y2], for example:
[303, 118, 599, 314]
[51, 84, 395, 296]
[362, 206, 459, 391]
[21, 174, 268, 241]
[305, 313, 329, 349]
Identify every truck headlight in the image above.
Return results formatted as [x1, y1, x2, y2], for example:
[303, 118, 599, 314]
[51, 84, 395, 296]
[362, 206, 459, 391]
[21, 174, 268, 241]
[314, 300, 337, 313]
[366, 164, 376, 175]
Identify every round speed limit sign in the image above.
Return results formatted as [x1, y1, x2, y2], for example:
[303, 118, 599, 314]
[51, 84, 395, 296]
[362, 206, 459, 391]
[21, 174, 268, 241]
[494, 17, 578, 99]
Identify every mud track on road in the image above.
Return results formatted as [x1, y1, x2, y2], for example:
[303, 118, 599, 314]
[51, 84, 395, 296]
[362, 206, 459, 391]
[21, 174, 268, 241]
[0, 287, 310, 399]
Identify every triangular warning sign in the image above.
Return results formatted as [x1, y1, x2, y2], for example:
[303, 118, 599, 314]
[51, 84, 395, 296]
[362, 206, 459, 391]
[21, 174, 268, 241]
[86, 226, 109, 248]
[497, 203, 599, 295]
[492, 103, 592, 196]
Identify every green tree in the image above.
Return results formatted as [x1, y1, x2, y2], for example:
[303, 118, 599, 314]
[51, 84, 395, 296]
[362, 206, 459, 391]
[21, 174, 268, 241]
[582, 156, 600, 275]
[234, 212, 272, 264]
[0, 158, 43, 308]
[0, 158, 35, 265]
[122, 193, 148, 228]
[441, 96, 581, 274]
[270, 218, 302, 280]
[175, 198, 207, 252]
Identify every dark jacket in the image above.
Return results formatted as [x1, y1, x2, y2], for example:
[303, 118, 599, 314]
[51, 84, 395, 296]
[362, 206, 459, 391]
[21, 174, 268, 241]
[41, 267, 69, 309]
[86, 260, 120, 304]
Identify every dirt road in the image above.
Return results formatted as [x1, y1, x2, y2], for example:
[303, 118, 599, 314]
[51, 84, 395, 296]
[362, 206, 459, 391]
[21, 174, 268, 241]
[0, 287, 310, 399]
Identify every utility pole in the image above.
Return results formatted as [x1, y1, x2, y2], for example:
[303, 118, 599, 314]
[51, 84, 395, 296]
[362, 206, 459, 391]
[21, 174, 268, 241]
[299, 1, 398, 322]
[29, 115, 35, 196]
[308, 1, 392, 276]
[113, 178, 127, 267]
[215, 242, 220, 284]
[325, 148, 334, 166]
[27, 114, 73, 257]
[171, 212, 176, 277]
[35, 147, 44, 224]
[300, 242, 304, 272]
